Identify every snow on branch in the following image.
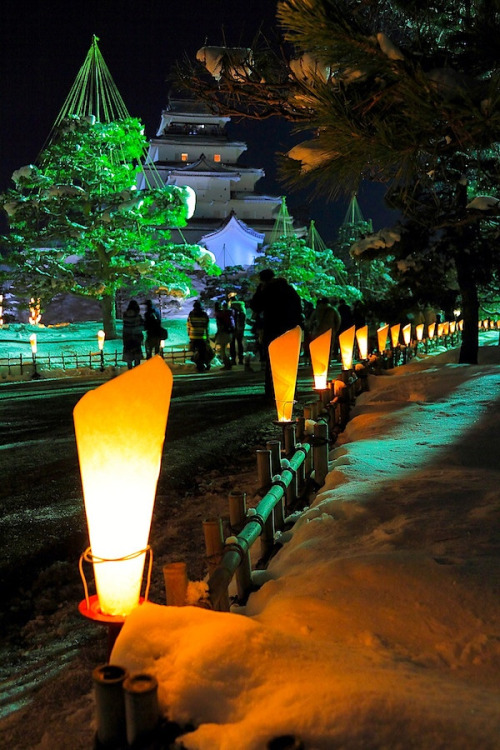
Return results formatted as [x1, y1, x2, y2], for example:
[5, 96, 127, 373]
[350, 228, 401, 257]
[466, 195, 500, 211]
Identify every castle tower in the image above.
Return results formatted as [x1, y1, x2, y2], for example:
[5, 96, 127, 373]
[140, 97, 303, 268]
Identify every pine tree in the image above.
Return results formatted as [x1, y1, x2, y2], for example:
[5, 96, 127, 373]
[253, 234, 361, 304]
[0, 115, 214, 338]
[177, 0, 500, 362]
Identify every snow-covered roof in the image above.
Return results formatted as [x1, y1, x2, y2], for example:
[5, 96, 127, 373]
[200, 212, 265, 242]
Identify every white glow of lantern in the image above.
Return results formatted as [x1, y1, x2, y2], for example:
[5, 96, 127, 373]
[309, 328, 332, 390]
[268, 326, 302, 422]
[428, 322, 436, 339]
[454, 308, 461, 318]
[355, 325, 369, 360]
[97, 330, 105, 351]
[73, 357, 173, 617]
[402, 324, 411, 347]
[390, 324, 400, 349]
[338, 325, 356, 370]
[377, 324, 389, 353]
[449, 321, 456, 334]
[415, 323, 424, 341]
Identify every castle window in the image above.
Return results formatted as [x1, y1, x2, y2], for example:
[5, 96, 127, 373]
[181, 153, 188, 162]
[214, 153, 221, 163]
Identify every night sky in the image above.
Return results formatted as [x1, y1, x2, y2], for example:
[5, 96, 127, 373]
[0, 0, 396, 242]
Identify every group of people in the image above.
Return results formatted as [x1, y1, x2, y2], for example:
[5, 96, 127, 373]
[122, 275, 360, 393]
[187, 296, 246, 373]
[122, 299, 167, 369]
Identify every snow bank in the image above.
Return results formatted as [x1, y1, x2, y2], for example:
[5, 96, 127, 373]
[112, 336, 500, 749]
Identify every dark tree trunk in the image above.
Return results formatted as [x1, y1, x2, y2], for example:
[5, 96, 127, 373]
[100, 294, 118, 340]
[455, 251, 479, 364]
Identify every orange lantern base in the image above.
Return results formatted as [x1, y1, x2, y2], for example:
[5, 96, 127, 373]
[79, 595, 146, 659]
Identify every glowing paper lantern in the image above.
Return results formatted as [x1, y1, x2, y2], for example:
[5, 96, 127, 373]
[268, 326, 302, 422]
[338, 325, 356, 370]
[415, 323, 424, 341]
[402, 324, 411, 347]
[309, 328, 332, 390]
[438, 323, 445, 337]
[449, 321, 456, 334]
[428, 323, 436, 339]
[73, 357, 173, 617]
[30, 333, 37, 354]
[377, 324, 389, 353]
[390, 324, 401, 349]
[355, 325, 369, 360]
[444, 322, 450, 335]
[97, 330, 105, 351]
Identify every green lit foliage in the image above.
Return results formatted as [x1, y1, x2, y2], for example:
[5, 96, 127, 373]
[0, 115, 217, 337]
[200, 265, 254, 308]
[176, 0, 500, 362]
[253, 234, 361, 304]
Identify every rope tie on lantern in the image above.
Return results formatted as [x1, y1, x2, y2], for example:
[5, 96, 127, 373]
[79, 545, 153, 611]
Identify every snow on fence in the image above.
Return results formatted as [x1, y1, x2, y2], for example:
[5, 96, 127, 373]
[197, 366, 361, 612]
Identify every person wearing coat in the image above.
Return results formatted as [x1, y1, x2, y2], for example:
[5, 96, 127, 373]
[122, 300, 144, 369]
[187, 300, 212, 372]
[249, 268, 303, 398]
[143, 299, 164, 359]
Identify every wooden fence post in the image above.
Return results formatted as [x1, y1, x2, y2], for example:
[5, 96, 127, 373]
[203, 518, 230, 611]
[313, 420, 329, 487]
[163, 561, 188, 606]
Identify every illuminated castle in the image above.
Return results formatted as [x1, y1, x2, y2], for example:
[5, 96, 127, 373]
[140, 97, 303, 268]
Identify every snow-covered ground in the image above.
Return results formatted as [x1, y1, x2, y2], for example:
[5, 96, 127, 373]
[107, 331, 500, 750]
[1, 324, 498, 748]
[0, 317, 221, 382]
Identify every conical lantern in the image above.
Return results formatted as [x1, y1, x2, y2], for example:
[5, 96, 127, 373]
[338, 325, 356, 370]
[74, 357, 173, 617]
[355, 325, 368, 360]
[415, 323, 424, 341]
[309, 328, 332, 389]
[268, 326, 302, 422]
[377, 324, 389, 353]
[402, 323, 411, 346]
[390, 324, 400, 349]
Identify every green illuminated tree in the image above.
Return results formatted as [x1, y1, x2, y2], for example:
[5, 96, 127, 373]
[176, 0, 500, 362]
[253, 234, 361, 304]
[0, 115, 215, 337]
